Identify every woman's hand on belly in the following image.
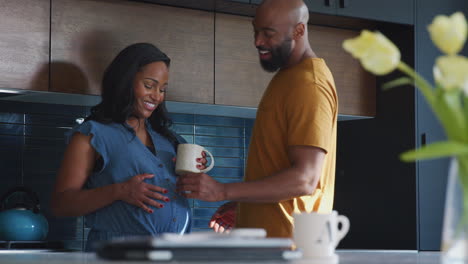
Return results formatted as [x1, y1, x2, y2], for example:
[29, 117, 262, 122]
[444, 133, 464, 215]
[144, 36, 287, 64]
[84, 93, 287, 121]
[116, 173, 170, 213]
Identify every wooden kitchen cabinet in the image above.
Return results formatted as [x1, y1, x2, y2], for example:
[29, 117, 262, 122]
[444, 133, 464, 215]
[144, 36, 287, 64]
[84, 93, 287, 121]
[308, 25, 376, 116]
[0, 0, 376, 117]
[51, 0, 214, 104]
[0, 0, 49, 91]
[215, 14, 273, 108]
[215, 13, 376, 116]
[305, 0, 414, 25]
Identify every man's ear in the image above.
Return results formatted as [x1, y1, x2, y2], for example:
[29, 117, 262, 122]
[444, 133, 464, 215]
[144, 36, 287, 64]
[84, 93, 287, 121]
[293, 23, 306, 40]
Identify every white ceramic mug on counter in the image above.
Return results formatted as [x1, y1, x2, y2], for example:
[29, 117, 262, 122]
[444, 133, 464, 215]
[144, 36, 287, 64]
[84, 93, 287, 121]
[293, 210, 350, 261]
[175, 144, 215, 174]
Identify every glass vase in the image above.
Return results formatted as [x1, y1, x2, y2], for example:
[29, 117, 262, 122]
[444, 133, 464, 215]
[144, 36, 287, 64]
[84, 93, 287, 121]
[441, 157, 468, 264]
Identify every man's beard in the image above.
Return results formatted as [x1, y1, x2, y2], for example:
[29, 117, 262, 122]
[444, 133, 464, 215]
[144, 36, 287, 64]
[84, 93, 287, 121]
[258, 39, 292, 72]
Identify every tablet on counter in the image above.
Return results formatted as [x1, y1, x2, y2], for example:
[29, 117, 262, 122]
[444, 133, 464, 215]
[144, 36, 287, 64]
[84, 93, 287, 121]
[96, 228, 302, 261]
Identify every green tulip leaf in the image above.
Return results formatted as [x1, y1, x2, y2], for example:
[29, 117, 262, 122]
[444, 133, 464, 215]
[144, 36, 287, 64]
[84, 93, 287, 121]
[400, 141, 468, 162]
[464, 96, 468, 126]
[396, 62, 435, 104]
[432, 89, 468, 142]
[382, 77, 414, 91]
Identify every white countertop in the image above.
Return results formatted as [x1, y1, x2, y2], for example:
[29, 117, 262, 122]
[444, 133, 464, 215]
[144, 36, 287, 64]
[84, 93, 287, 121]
[0, 250, 442, 264]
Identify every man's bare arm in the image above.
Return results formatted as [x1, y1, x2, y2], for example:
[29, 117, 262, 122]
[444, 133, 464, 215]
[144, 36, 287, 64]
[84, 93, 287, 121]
[177, 145, 326, 202]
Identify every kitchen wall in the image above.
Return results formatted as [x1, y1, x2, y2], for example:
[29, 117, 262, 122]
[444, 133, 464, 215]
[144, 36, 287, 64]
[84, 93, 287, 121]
[0, 100, 253, 250]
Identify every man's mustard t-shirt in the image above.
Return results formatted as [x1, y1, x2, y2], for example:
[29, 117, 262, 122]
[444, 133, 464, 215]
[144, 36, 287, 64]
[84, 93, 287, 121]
[237, 58, 338, 238]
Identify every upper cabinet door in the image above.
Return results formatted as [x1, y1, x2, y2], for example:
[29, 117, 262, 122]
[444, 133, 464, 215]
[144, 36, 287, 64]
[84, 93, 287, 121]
[214, 13, 273, 108]
[51, 0, 214, 104]
[0, 0, 49, 91]
[306, 0, 414, 25]
[308, 25, 376, 116]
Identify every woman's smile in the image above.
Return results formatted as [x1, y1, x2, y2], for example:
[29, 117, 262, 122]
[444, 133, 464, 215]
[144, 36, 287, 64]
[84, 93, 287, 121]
[144, 101, 157, 111]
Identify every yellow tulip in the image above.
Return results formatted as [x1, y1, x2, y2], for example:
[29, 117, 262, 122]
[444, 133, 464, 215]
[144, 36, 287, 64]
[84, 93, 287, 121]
[433, 55, 468, 92]
[342, 30, 401, 75]
[427, 12, 467, 55]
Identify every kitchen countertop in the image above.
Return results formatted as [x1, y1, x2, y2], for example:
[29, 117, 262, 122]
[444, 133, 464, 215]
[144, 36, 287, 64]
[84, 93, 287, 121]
[0, 250, 442, 264]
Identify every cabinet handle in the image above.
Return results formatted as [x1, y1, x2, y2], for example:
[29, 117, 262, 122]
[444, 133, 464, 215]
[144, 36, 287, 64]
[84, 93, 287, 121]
[339, 0, 349, 8]
[324, 0, 331, 6]
[421, 133, 427, 146]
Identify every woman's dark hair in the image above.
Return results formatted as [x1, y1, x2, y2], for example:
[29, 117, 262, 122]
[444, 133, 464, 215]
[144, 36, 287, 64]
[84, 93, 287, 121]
[86, 43, 178, 146]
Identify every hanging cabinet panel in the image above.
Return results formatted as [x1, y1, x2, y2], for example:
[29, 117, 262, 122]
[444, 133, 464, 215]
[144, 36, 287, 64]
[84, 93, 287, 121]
[215, 13, 273, 107]
[51, 0, 214, 104]
[309, 25, 376, 116]
[0, 0, 49, 91]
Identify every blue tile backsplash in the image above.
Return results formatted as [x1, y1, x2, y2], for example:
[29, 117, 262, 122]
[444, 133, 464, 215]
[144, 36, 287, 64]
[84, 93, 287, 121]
[0, 100, 253, 251]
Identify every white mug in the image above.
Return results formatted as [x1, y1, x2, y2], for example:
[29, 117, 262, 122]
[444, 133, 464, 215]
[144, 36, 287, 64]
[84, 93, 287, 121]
[293, 210, 350, 259]
[175, 144, 215, 174]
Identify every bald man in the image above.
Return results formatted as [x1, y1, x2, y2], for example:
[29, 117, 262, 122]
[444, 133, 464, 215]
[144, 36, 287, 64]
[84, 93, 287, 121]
[177, 0, 338, 238]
